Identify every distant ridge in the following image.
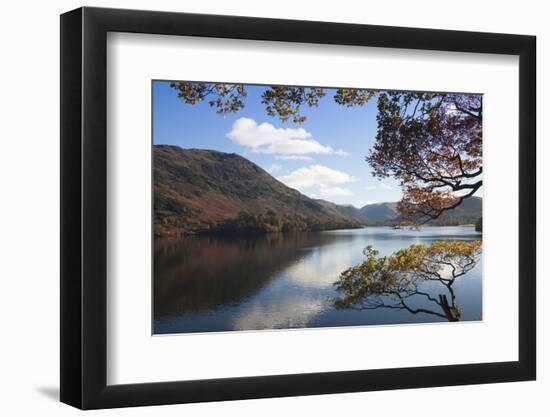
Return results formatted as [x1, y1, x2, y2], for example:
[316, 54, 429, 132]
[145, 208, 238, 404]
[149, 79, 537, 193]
[359, 202, 399, 224]
[317, 198, 481, 226]
[354, 198, 481, 226]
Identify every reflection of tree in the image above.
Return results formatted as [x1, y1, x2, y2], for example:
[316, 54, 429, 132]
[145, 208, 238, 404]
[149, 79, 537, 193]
[333, 240, 482, 322]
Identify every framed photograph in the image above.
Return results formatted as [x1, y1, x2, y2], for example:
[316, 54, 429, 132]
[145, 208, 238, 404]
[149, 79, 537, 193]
[60, 6, 536, 409]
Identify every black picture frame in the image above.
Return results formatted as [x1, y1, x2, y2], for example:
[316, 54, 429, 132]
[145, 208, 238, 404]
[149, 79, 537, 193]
[60, 6, 536, 410]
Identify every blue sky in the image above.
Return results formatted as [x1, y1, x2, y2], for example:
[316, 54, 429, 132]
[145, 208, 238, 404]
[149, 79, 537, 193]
[153, 81, 402, 208]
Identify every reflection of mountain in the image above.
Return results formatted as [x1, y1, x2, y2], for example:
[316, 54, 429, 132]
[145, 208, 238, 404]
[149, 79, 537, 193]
[154, 227, 482, 333]
[154, 145, 362, 236]
[154, 232, 356, 319]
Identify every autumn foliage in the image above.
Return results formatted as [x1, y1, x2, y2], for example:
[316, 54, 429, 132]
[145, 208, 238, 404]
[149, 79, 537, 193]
[367, 92, 482, 224]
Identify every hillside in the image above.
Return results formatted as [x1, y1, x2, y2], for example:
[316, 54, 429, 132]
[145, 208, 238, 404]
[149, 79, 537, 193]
[359, 202, 399, 224]
[154, 145, 362, 237]
[314, 200, 369, 223]
[428, 196, 482, 225]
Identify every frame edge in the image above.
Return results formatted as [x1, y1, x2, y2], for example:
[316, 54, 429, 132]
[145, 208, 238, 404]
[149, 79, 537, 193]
[60, 7, 84, 409]
[518, 34, 537, 380]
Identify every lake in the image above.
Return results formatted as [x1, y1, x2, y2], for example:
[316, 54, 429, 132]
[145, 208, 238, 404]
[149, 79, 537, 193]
[154, 226, 482, 334]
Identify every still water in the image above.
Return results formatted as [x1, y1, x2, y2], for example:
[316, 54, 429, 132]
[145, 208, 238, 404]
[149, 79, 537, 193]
[154, 226, 482, 334]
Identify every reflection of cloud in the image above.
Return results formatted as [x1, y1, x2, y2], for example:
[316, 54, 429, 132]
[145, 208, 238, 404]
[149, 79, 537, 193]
[231, 297, 324, 330]
[285, 246, 354, 288]
[227, 117, 347, 156]
[230, 245, 356, 330]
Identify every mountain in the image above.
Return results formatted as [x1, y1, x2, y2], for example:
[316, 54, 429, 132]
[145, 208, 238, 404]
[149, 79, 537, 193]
[428, 196, 482, 226]
[154, 145, 362, 237]
[314, 200, 369, 223]
[358, 202, 399, 224]
[357, 198, 482, 226]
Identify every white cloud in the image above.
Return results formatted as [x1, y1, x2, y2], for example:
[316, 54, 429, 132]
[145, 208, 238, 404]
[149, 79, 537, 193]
[278, 165, 356, 195]
[318, 186, 353, 197]
[275, 155, 313, 161]
[227, 117, 347, 156]
[266, 164, 282, 174]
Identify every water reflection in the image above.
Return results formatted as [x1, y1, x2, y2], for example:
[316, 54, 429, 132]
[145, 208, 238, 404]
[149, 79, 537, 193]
[285, 243, 356, 288]
[154, 232, 356, 317]
[231, 296, 324, 331]
[154, 226, 482, 334]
